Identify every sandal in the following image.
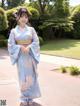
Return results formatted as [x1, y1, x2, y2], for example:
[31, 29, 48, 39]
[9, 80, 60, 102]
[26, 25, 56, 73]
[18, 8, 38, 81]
[20, 102, 28, 106]
[28, 101, 33, 106]
[28, 98, 33, 106]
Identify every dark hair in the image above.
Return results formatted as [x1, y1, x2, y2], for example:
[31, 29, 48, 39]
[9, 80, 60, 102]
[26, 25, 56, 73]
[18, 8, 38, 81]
[12, 8, 32, 27]
[17, 8, 31, 19]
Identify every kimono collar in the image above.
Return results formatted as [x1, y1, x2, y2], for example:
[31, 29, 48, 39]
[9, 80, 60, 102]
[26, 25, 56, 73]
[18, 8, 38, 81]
[15, 24, 29, 32]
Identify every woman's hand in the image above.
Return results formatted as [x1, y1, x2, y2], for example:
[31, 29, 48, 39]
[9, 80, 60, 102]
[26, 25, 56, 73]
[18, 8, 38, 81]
[21, 45, 26, 53]
[25, 46, 30, 53]
[21, 45, 30, 53]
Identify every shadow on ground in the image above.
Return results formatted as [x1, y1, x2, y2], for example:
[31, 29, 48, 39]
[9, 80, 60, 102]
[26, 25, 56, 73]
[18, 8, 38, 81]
[41, 39, 80, 51]
[0, 48, 9, 59]
[20, 102, 43, 106]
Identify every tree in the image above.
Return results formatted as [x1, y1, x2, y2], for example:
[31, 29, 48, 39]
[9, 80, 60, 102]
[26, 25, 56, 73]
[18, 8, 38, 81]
[71, 5, 80, 39]
[39, 0, 73, 39]
[29, 0, 54, 15]
[7, 0, 25, 9]
[64, 0, 70, 17]
[2, 0, 4, 8]
[0, 0, 6, 9]
[53, 0, 70, 18]
[0, 0, 26, 9]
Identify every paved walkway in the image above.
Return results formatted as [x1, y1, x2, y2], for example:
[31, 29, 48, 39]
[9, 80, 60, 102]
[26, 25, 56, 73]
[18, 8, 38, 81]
[0, 48, 80, 106]
[40, 54, 80, 67]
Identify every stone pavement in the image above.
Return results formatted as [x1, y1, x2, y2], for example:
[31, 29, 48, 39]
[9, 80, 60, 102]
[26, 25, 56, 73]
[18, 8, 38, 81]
[0, 48, 80, 106]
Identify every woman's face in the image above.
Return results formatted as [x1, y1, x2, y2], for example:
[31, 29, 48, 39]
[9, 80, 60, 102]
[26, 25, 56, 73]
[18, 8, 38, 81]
[18, 13, 28, 25]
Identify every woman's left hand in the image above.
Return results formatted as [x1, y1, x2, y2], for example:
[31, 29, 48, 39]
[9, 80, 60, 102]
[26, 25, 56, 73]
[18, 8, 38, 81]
[24, 46, 30, 53]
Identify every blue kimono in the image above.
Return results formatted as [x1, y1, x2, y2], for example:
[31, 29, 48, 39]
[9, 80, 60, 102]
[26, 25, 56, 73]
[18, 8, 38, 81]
[8, 25, 41, 102]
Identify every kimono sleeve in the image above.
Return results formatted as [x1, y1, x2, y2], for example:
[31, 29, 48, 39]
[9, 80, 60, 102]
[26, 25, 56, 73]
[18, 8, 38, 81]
[28, 27, 40, 64]
[8, 29, 21, 65]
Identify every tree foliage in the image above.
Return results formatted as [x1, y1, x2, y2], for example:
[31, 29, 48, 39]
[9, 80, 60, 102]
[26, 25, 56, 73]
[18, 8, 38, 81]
[70, 5, 80, 38]
[29, 0, 54, 15]
[38, 0, 73, 39]
[7, 0, 25, 9]
[53, 0, 70, 18]
[0, 7, 8, 31]
[0, 0, 26, 9]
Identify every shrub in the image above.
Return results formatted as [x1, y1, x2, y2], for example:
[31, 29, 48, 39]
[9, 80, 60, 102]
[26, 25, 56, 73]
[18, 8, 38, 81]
[0, 35, 6, 39]
[39, 18, 73, 40]
[60, 66, 67, 73]
[28, 7, 39, 19]
[6, 8, 17, 29]
[69, 66, 80, 75]
[39, 36, 44, 46]
[0, 35, 7, 47]
[0, 7, 8, 31]
[0, 39, 7, 47]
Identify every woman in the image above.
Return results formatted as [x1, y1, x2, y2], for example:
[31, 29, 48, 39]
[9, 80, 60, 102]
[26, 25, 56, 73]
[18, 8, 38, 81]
[8, 8, 41, 106]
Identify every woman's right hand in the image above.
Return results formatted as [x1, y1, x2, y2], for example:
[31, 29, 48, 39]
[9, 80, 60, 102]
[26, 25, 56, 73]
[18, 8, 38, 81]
[21, 45, 26, 53]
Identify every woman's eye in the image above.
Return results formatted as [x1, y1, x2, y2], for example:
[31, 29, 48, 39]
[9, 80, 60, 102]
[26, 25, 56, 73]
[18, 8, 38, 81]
[21, 15, 28, 18]
[25, 16, 28, 18]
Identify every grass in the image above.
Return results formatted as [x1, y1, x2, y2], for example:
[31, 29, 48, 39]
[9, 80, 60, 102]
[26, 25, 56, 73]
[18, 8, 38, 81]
[40, 39, 80, 59]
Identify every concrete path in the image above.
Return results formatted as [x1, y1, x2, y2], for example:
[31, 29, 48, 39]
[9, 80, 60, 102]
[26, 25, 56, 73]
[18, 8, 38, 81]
[0, 48, 80, 106]
[40, 54, 80, 67]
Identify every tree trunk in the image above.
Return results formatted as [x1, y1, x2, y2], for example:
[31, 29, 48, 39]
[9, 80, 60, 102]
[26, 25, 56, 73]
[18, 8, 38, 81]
[2, 0, 4, 8]
[38, 0, 45, 15]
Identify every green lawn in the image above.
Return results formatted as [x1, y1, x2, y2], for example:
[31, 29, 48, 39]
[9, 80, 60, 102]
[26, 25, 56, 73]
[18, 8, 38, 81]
[40, 39, 80, 59]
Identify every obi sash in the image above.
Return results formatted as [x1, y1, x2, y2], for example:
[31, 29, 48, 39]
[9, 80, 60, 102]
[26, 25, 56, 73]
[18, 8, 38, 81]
[16, 39, 32, 45]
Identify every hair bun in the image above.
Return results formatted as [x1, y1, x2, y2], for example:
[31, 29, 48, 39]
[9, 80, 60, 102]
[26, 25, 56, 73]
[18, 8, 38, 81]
[13, 12, 18, 18]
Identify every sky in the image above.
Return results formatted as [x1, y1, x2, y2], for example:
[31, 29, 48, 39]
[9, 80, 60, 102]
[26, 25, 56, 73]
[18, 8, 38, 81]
[25, 0, 80, 6]
[70, 0, 80, 6]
